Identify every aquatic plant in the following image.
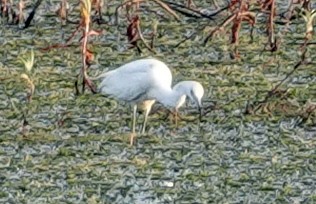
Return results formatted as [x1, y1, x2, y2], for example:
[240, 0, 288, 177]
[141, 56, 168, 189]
[19, 49, 35, 103]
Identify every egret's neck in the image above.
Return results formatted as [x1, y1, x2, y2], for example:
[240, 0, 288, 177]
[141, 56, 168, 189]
[153, 88, 186, 110]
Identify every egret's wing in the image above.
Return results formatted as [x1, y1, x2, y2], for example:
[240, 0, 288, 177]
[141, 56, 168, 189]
[98, 58, 172, 103]
[98, 68, 152, 102]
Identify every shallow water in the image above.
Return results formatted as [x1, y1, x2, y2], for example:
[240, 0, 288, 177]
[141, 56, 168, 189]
[0, 0, 316, 203]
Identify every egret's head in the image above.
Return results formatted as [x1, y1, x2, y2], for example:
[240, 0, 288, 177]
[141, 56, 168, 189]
[173, 80, 205, 121]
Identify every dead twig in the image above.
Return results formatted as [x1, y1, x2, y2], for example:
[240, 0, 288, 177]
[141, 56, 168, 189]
[265, 0, 278, 51]
[23, 0, 43, 29]
[162, 0, 228, 20]
[126, 15, 156, 54]
[297, 104, 316, 125]
[135, 16, 156, 53]
[246, 50, 309, 114]
[127, 15, 142, 54]
[204, 1, 255, 58]
[151, 0, 180, 21]
[92, 0, 103, 24]
[116, 0, 179, 25]
[41, 24, 81, 51]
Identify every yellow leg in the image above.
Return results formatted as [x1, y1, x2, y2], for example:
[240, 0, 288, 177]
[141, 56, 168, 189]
[141, 108, 149, 134]
[130, 105, 137, 146]
[140, 100, 155, 134]
[130, 132, 135, 146]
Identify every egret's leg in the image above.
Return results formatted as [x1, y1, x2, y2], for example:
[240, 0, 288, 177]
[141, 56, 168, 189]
[175, 109, 178, 128]
[132, 105, 137, 133]
[140, 100, 155, 134]
[198, 106, 203, 131]
[141, 107, 151, 134]
[130, 105, 137, 146]
[141, 110, 148, 134]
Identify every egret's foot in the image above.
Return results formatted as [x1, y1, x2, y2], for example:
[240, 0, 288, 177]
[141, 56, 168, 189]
[129, 132, 136, 146]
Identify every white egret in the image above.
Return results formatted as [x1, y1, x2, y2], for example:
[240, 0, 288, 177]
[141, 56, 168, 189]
[96, 58, 204, 145]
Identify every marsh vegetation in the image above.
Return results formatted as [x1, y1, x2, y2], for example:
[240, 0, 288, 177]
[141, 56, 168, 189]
[0, 0, 316, 203]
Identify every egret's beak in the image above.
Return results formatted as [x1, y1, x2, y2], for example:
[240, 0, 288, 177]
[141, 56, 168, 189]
[198, 105, 203, 122]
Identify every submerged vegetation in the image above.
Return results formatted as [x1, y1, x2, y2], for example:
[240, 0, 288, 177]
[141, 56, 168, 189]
[0, 0, 315, 203]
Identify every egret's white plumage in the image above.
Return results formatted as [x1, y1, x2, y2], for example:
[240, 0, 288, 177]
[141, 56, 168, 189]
[174, 81, 204, 107]
[96, 58, 204, 144]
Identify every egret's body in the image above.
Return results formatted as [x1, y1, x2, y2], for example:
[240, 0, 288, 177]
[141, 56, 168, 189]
[97, 58, 204, 144]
